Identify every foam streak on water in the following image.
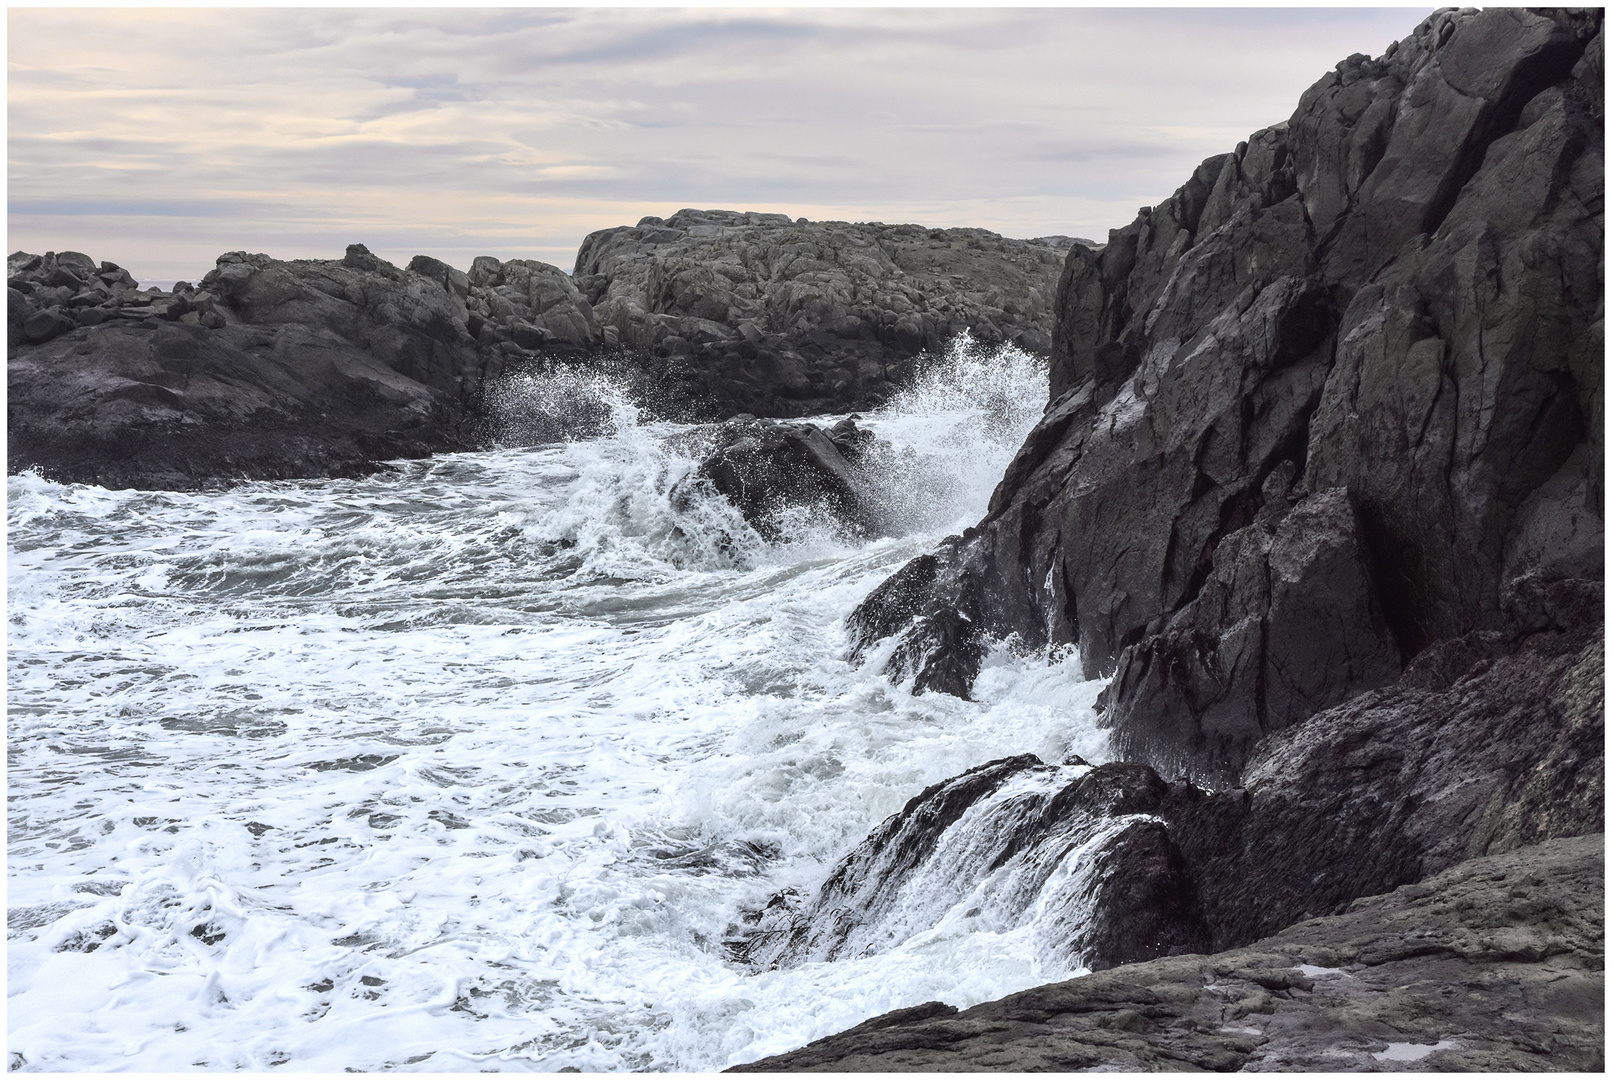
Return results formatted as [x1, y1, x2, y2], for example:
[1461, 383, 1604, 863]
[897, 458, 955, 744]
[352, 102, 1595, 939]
[7, 340, 1108, 1072]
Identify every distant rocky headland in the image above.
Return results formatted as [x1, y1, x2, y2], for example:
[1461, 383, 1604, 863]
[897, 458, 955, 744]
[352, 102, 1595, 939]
[7, 212, 1076, 489]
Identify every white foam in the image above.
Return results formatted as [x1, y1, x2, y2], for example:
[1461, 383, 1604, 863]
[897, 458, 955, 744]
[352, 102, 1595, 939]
[7, 340, 1109, 1072]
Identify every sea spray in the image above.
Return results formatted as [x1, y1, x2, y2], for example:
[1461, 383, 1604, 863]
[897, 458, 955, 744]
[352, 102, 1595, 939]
[8, 335, 1108, 1072]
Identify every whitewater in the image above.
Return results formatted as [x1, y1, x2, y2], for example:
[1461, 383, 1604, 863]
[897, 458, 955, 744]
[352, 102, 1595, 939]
[7, 339, 1110, 1072]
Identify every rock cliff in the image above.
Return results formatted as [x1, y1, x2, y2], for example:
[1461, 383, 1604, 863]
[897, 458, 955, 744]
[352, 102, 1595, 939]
[767, 8, 1605, 1069]
[848, 6, 1604, 786]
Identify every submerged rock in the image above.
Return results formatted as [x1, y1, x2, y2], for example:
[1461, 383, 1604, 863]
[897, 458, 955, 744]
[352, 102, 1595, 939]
[848, 7, 1604, 782]
[731, 834, 1605, 1072]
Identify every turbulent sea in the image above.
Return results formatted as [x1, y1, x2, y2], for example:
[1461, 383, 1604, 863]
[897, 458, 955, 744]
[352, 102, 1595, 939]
[7, 340, 1110, 1072]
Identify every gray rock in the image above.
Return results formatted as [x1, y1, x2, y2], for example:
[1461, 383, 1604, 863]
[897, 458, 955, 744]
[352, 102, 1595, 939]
[1101, 487, 1403, 786]
[21, 306, 74, 344]
[574, 209, 1074, 418]
[732, 835, 1604, 1072]
[848, 8, 1603, 781]
[682, 416, 877, 540]
[7, 246, 486, 488]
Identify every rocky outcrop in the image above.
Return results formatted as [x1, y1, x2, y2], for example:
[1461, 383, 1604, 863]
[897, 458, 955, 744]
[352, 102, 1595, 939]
[7, 245, 490, 488]
[848, 7, 1604, 783]
[733, 755, 1209, 975]
[680, 416, 882, 540]
[10, 213, 1075, 488]
[731, 834, 1605, 1072]
[574, 209, 1076, 418]
[737, 618, 1601, 989]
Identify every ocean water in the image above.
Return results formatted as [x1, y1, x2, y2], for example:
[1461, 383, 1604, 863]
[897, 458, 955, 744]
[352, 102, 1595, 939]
[6, 338, 1110, 1072]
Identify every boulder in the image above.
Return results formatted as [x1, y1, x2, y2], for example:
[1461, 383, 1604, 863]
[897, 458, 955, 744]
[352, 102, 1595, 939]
[734, 755, 1208, 974]
[847, 8, 1603, 781]
[684, 416, 878, 540]
[574, 209, 1078, 418]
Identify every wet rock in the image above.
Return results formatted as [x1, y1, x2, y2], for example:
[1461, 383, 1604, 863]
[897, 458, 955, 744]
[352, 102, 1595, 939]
[686, 416, 877, 540]
[735, 756, 1208, 974]
[750, 613, 1599, 1036]
[1101, 487, 1403, 787]
[574, 209, 1078, 418]
[732, 835, 1604, 1072]
[848, 8, 1603, 781]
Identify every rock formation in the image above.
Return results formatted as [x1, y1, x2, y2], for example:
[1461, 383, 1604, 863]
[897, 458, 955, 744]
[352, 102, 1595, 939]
[755, 8, 1604, 1069]
[574, 209, 1076, 417]
[9, 217, 1073, 489]
[847, 6, 1604, 786]
[679, 416, 883, 540]
[736, 616, 1601, 978]
[7, 246, 481, 488]
[732, 835, 1605, 1072]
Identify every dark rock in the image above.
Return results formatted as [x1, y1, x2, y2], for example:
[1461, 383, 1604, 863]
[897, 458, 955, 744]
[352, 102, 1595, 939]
[734, 756, 1209, 975]
[1163, 623, 1603, 952]
[732, 835, 1604, 1072]
[8, 309, 462, 490]
[574, 209, 1076, 418]
[462, 254, 601, 351]
[848, 7, 1603, 781]
[1101, 487, 1403, 786]
[22, 307, 74, 344]
[751, 615, 1599, 1044]
[685, 416, 875, 540]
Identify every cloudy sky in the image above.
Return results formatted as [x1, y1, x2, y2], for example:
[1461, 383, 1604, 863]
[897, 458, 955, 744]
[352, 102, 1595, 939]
[9, 6, 1433, 283]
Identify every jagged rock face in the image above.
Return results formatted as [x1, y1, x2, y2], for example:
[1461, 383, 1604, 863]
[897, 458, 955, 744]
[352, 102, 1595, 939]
[1101, 486, 1403, 786]
[734, 620, 1601, 1038]
[849, 8, 1604, 782]
[731, 835, 1605, 1073]
[1165, 620, 1603, 951]
[459, 254, 602, 352]
[574, 208, 1077, 418]
[200, 246, 483, 399]
[734, 756, 1209, 975]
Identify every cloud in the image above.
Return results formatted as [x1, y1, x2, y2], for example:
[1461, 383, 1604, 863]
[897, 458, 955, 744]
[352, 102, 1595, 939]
[8, 7, 1435, 281]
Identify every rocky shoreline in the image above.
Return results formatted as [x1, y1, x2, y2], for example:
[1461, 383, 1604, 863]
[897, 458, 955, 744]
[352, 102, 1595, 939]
[7, 216, 1073, 489]
[732, 835, 1604, 1072]
[737, 7, 1603, 1071]
[7, 4, 1602, 1071]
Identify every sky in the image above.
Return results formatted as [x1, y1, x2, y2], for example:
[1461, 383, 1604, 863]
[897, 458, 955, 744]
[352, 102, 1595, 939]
[9, 5, 1436, 284]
